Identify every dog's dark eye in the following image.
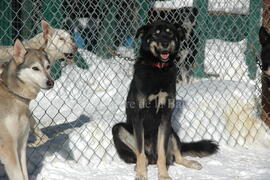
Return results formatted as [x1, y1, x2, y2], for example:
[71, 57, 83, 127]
[59, 37, 64, 41]
[32, 67, 40, 71]
[168, 32, 174, 37]
[47, 65, 50, 70]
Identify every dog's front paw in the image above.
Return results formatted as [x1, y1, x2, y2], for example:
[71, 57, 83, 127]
[27, 142, 37, 148]
[158, 175, 172, 180]
[28, 134, 49, 147]
[40, 134, 49, 143]
[189, 160, 202, 170]
[135, 173, 148, 180]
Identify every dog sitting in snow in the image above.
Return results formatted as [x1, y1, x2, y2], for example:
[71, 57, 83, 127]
[112, 20, 218, 180]
[0, 20, 78, 147]
[0, 39, 54, 180]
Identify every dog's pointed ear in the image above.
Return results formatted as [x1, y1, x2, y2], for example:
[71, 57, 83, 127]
[38, 38, 48, 51]
[41, 20, 54, 39]
[174, 23, 186, 41]
[259, 26, 270, 45]
[135, 24, 151, 39]
[13, 39, 27, 65]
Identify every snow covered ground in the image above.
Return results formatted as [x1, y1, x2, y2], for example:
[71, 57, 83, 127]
[21, 38, 269, 180]
[1, 31, 270, 180]
[35, 145, 270, 180]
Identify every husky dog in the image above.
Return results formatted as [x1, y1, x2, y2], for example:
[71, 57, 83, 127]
[0, 20, 77, 147]
[0, 20, 77, 64]
[112, 21, 218, 180]
[0, 39, 54, 180]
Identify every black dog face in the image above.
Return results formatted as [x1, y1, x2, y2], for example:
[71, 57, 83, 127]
[136, 21, 185, 63]
[259, 26, 270, 74]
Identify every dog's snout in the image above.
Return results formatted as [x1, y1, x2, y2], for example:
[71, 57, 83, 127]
[161, 41, 169, 48]
[46, 79, 54, 88]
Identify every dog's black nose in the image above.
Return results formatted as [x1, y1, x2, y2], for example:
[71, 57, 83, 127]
[161, 41, 169, 48]
[46, 80, 54, 88]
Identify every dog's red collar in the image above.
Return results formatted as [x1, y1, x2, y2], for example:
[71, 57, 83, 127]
[151, 62, 169, 68]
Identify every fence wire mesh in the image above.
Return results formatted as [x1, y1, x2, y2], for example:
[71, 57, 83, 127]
[0, 0, 270, 177]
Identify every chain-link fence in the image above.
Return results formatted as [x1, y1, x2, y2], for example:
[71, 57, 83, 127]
[1, 0, 270, 177]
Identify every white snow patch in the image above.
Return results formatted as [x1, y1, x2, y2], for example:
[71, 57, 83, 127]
[35, 145, 270, 180]
[154, 0, 249, 14]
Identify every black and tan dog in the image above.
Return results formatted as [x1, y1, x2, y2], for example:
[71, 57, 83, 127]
[112, 21, 218, 180]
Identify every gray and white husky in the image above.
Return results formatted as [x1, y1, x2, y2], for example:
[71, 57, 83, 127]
[0, 20, 78, 147]
[0, 39, 53, 180]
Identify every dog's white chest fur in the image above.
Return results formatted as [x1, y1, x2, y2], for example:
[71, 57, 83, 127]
[148, 91, 168, 113]
[4, 111, 30, 138]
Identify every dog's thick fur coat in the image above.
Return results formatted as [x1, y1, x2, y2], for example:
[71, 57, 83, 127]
[0, 39, 53, 180]
[0, 20, 77, 147]
[112, 21, 218, 180]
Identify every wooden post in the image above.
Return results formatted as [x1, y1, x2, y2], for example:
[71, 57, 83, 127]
[262, 0, 270, 30]
[261, 0, 270, 126]
[261, 74, 270, 126]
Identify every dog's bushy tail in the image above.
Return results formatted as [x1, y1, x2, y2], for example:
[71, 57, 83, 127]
[180, 140, 219, 157]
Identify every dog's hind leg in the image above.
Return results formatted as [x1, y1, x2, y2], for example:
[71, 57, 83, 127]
[0, 141, 25, 180]
[171, 131, 202, 170]
[118, 126, 137, 153]
[112, 123, 137, 163]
